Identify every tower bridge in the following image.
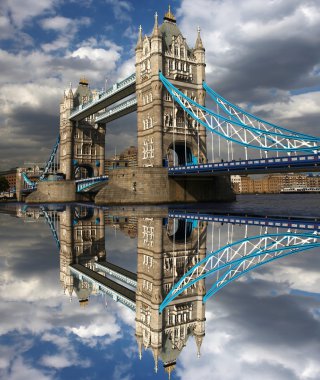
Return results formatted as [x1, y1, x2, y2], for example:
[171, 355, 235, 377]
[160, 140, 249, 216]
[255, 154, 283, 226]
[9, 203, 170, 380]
[21, 6, 320, 204]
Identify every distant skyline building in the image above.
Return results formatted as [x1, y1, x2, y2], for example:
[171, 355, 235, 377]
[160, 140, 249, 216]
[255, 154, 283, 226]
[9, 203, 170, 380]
[232, 173, 320, 194]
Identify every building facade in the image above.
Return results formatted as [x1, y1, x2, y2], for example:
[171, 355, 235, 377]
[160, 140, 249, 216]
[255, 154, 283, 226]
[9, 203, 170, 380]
[232, 174, 320, 194]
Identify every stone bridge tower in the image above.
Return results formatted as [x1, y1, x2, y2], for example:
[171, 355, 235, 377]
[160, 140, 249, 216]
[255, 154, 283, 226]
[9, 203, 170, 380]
[135, 7, 207, 168]
[96, 7, 235, 205]
[59, 79, 105, 180]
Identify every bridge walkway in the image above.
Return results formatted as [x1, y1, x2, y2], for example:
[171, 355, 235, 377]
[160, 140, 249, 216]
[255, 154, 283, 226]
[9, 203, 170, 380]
[95, 261, 137, 287]
[70, 264, 136, 303]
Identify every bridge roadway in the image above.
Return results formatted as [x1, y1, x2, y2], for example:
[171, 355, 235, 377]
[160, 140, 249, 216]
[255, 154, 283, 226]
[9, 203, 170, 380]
[169, 153, 320, 176]
[69, 74, 136, 122]
[95, 261, 137, 287]
[169, 211, 320, 232]
[70, 264, 136, 310]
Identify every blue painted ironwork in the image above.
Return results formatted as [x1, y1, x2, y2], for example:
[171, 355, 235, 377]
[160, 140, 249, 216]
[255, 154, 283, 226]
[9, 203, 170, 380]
[168, 154, 320, 175]
[168, 211, 320, 232]
[159, 73, 320, 153]
[41, 207, 60, 249]
[159, 232, 320, 312]
[21, 172, 37, 189]
[203, 82, 318, 141]
[75, 175, 108, 192]
[203, 244, 318, 302]
[40, 135, 60, 180]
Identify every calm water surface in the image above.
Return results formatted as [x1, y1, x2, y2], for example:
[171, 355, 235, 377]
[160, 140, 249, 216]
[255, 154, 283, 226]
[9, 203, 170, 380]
[0, 194, 320, 380]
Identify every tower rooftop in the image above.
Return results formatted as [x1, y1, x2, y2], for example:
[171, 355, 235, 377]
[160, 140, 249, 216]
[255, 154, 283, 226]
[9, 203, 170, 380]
[164, 5, 176, 23]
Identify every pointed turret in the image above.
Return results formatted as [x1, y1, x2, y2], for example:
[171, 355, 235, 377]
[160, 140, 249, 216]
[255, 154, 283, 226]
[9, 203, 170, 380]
[136, 25, 143, 50]
[152, 347, 159, 373]
[67, 82, 73, 98]
[193, 26, 206, 85]
[195, 335, 203, 358]
[136, 333, 143, 360]
[152, 12, 160, 37]
[151, 12, 162, 55]
[195, 26, 204, 51]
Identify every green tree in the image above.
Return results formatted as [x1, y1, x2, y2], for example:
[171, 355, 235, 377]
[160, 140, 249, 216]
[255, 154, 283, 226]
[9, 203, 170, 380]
[0, 176, 9, 192]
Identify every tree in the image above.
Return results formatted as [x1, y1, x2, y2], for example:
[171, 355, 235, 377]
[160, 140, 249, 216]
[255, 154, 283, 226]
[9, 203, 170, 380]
[0, 176, 9, 192]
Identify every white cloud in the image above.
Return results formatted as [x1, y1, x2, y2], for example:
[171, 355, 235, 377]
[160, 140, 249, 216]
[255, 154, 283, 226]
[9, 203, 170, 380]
[41, 15, 74, 31]
[2, 0, 59, 28]
[252, 91, 320, 120]
[3, 356, 53, 380]
[40, 355, 72, 369]
[104, 0, 133, 22]
[40, 16, 91, 52]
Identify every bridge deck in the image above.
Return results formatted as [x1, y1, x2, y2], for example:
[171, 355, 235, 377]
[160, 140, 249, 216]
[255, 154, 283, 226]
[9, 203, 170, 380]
[169, 212, 320, 231]
[70, 264, 136, 302]
[169, 154, 320, 176]
[96, 261, 137, 281]
[69, 77, 136, 121]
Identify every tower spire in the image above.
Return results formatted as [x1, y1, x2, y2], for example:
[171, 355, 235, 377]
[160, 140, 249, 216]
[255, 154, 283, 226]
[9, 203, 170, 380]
[164, 5, 176, 23]
[67, 82, 73, 98]
[195, 26, 204, 50]
[136, 25, 143, 49]
[153, 348, 159, 373]
[195, 335, 203, 358]
[152, 11, 160, 37]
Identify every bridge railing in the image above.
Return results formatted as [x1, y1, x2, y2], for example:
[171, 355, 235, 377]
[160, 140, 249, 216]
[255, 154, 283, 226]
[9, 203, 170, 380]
[168, 153, 320, 174]
[70, 73, 136, 117]
[75, 175, 108, 192]
[95, 97, 137, 123]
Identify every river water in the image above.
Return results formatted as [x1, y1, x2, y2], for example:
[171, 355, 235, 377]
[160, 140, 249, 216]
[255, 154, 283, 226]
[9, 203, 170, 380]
[0, 194, 319, 380]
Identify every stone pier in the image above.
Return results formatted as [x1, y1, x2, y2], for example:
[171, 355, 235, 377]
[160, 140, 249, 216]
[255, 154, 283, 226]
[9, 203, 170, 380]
[26, 181, 93, 203]
[95, 167, 235, 205]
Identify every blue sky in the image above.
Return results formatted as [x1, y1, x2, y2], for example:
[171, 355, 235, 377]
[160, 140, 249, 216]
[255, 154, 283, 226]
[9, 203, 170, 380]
[1, 0, 320, 169]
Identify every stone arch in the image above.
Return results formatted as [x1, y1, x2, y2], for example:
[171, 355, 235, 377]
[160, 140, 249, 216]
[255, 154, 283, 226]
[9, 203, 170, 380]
[74, 164, 94, 179]
[167, 141, 194, 166]
[167, 218, 194, 243]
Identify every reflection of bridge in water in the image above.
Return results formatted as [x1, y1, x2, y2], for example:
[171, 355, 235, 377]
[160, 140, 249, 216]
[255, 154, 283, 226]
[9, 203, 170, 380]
[10, 204, 320, 376]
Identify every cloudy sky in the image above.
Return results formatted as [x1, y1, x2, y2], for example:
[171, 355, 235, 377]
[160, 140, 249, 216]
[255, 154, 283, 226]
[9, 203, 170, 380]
[1, 0, 320, 169]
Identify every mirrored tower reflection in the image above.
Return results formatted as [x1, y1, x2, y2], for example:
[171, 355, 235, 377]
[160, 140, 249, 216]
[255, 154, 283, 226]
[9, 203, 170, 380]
[135, 215, 206, 374]
[59, 205, 106, 305]
[58, 206, 207, 375]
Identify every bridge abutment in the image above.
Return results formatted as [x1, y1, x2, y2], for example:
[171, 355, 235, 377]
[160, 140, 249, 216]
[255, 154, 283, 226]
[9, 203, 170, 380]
[95, 167, 235, 205]
[25, 180, 94, 203]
